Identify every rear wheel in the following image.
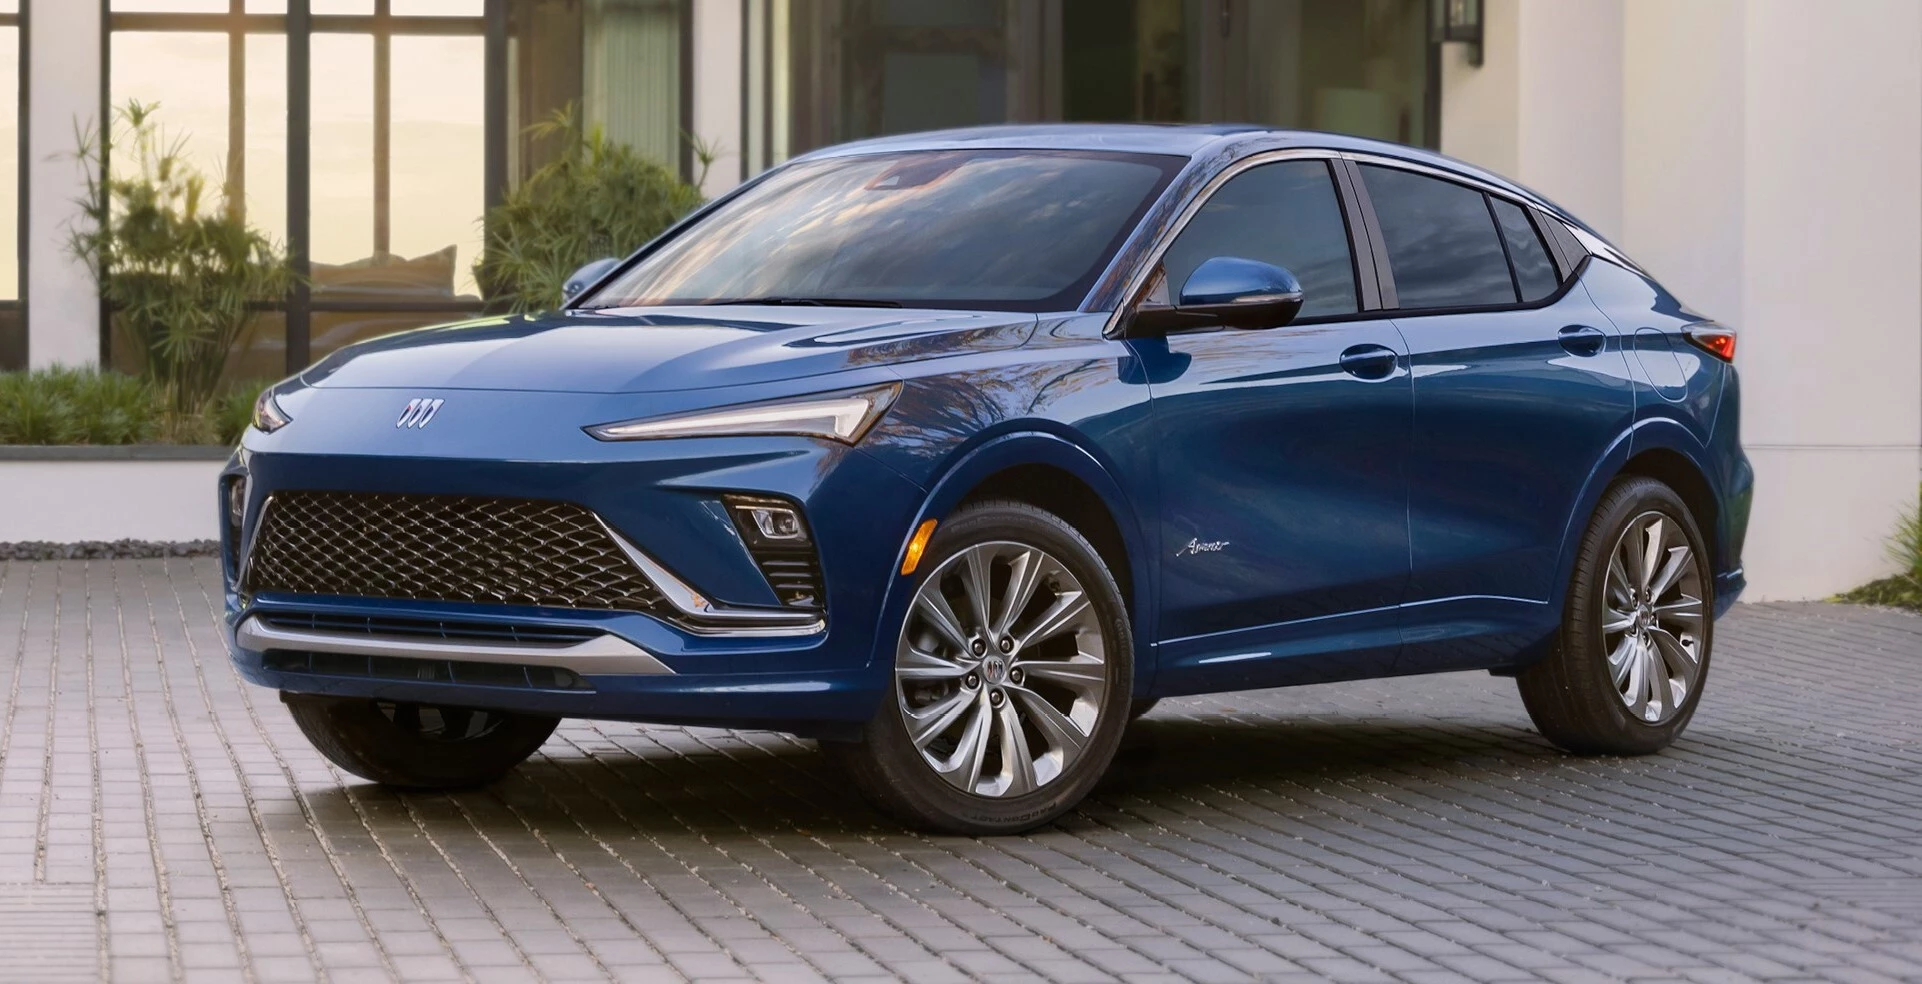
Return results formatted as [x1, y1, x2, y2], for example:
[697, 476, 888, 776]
[1518, 476, 1713, 755]
[285, 695, 559, 789]
[829, 501, 1134, 835]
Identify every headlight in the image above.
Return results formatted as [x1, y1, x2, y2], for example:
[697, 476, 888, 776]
[585, 383, 900, 444]
[252, 386, 292, 433]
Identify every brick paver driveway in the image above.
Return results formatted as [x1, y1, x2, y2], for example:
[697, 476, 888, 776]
[1, 558, 1919, 984]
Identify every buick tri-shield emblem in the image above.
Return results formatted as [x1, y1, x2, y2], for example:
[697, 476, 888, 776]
[395, 398, 444, 429]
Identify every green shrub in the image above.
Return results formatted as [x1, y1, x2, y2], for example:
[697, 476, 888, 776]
[68, 101, 292, 417]
[1839, 485, 1922, 612]
[207, 379, 271, 446]
[476, 104, 706, 313]
[0, 366, 159, 445]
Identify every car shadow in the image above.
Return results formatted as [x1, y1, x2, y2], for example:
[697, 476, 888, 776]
[284, 709, 1586, 842]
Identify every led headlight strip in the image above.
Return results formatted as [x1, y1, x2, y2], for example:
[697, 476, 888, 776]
[585, 382, 900, 444]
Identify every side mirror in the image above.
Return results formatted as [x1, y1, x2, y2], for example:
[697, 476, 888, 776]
[562, 257, 621, 304]
[1130, 256, 1304, 335]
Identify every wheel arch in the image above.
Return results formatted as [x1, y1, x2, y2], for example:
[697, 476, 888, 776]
[1552, 420, 1726, 612]
[870, 431, 1158, 689]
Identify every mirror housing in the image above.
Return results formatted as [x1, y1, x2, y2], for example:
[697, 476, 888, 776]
[1129, 256, 1305, 335]
[562, 257, 621, 304]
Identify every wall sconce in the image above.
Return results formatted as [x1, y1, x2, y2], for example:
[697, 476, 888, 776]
[1433, 0, 1484, 67]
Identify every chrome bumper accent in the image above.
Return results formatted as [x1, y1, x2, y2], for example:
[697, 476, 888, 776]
[235, 616, 675, 676]
[602, 525, 827, 637]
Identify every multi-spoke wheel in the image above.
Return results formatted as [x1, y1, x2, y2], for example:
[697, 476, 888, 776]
[831, 500, 1134, 834]
[1519, 476, 1714, 755]
[285, 695, 559, 788]
[1600, 511, 1706, 723]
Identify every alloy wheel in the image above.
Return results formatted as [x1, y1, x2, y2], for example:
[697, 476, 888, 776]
[894, 541, 1109, 798]
[1602, 511, 1705, 724]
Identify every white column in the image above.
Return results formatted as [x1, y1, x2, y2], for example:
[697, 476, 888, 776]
[691, 0, 744, 198]
[1734, 0, 1922, 600]
[25, 1, 103, 369]
[1441, 0, 1922, 600]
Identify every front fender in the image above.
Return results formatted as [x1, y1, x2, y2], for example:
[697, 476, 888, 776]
[857, 430, 1160, 694]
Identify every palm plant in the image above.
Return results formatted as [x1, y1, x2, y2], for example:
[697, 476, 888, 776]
[68, 101, 292, 416]
[477, 104, 708, 313]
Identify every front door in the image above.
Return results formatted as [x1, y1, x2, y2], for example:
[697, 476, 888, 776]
[1141, 158, 1413, 693]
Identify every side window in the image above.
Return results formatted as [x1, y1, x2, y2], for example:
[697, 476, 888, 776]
[1161, 160, 1358, 319]
[1490, 198, 1559, 301]
[1360, 164, 1516, 310]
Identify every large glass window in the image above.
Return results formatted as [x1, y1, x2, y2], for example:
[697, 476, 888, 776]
[1161, 160, 1358, 319]
[106, 0, 688, 377]
[1360, 164, 1515, 311]
[781, 0, 1434, 158]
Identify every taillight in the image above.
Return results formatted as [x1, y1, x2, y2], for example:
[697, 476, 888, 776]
[1685, 323, 1737, 362]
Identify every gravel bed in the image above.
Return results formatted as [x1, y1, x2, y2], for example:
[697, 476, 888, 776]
[0, 540, 221, 561]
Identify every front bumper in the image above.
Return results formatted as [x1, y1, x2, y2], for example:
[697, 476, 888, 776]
[220, 426, 927, 738]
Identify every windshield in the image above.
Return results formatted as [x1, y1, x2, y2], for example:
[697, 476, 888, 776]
[581, 149, 1182, 313]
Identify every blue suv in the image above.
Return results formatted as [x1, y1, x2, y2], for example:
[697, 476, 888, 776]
[222, 125, 1751, 834]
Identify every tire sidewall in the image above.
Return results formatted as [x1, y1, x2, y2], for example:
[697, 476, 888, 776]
[863, 503, 1134, 833]
[1566, 478, 1715, 751]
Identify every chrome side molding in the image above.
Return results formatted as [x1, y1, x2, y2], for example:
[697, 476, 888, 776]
[236, 616, 676, 676]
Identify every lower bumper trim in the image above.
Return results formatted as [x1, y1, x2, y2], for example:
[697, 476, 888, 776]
[235, 615, 675, 676]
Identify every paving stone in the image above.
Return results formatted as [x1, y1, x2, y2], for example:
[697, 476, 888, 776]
[3, 558, 1921, 982]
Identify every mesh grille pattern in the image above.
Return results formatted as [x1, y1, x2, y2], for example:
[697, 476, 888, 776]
[244, 491, 663, 612]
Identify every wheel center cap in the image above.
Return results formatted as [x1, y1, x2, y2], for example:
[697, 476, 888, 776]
[981, 655, 1009, 685]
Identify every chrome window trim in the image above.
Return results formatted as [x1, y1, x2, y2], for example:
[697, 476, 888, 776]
[235, 615, 677, 676]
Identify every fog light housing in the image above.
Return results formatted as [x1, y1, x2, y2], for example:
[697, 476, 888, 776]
[724, 494, 823, 610]
[744, 505, 805, 542]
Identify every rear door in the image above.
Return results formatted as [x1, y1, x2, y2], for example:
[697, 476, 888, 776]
[1142, 156, 1413, 693]
[1351, 161, 1638, 672]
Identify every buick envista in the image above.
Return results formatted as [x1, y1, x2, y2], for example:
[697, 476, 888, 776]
[221, 125, 1751, 835]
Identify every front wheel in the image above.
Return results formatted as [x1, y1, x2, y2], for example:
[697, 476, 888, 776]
[285, 695, 559, 789]
[1518, 476, 1714, 755]
[829, 500, 1134, 835]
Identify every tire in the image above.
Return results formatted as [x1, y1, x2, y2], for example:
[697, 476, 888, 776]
[828, 500, 1135, 835]
[285, 695, 560, 789]
[1518, 476, 1714, 755]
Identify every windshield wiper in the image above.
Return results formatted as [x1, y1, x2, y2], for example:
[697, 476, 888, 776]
[702, 296, 904, 308]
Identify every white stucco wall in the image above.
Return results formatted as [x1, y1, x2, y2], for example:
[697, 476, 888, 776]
[25, 1, 103, 369]
[1444, 0, 1922, 601]
[0, 461, 222, 543]
[1735, 0, 1922, 600]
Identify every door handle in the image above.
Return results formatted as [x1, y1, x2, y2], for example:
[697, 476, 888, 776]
[1558, 324, 1607, 356]
[1338, 344, 1399, 380]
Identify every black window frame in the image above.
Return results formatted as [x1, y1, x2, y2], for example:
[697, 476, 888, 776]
[101, 0, 697, 374]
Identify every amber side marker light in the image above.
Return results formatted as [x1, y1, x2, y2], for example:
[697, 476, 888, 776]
[1686, 324, 1737, 362]
[901, 519, 939, 575]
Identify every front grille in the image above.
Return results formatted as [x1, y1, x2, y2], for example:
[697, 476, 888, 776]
[243, 491, 664, 612]
[260, 650, 591, 691]
[254, 611, 602, 646]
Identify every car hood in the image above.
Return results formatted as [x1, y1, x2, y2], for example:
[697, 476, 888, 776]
[304, 306, 1040, 394]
